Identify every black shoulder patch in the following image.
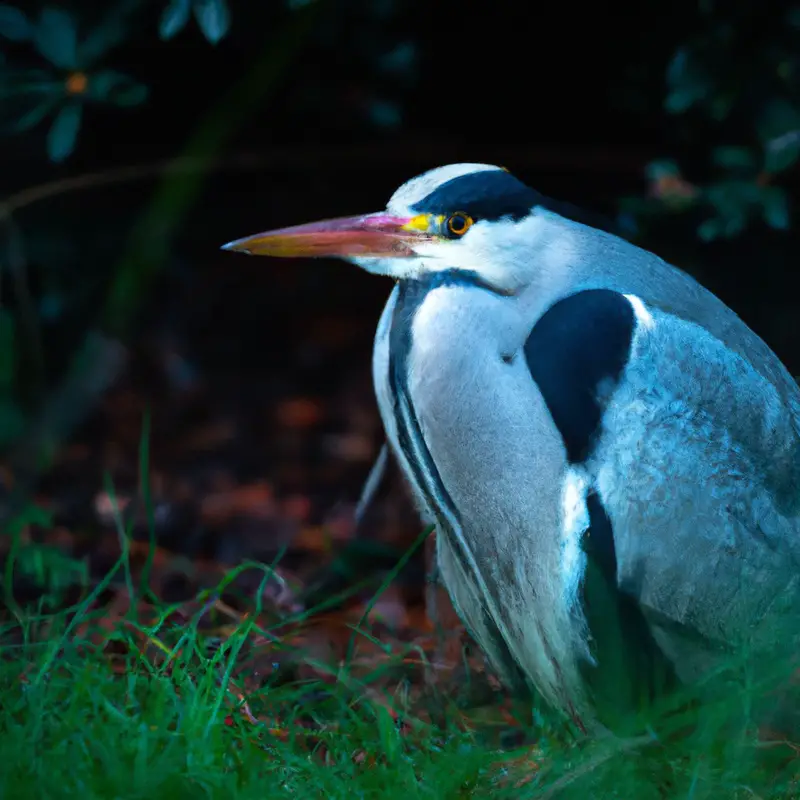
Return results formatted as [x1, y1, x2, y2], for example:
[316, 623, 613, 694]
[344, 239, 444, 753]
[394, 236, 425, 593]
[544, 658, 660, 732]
[524, 289, 636, 463]
[411, 169, 621, 233]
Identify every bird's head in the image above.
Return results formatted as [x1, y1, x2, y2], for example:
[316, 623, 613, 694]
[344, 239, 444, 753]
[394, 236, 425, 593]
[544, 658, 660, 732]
[222, 163, 594, 293]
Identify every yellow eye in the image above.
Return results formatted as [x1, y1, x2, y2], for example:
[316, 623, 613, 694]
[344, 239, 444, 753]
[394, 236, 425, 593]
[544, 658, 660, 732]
[446, 212, 473, 237]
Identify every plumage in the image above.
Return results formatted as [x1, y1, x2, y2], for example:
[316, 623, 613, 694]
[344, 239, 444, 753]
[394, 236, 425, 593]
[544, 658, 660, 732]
[524, 288, 636, 464]
[409, 168, 541, 222]
[221, 162, 800, 733]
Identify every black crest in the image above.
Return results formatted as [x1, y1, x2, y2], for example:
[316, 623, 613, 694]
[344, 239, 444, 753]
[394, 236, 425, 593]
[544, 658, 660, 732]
[411, 168, 620, 233]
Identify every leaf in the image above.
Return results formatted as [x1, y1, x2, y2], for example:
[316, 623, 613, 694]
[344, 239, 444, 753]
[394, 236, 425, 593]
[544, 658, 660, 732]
[5, 503, 54, 539]
[0, 4, 32, 41]
[79, 3, 133, 66]
[193, 0, 230, 44]
[16, 543, 87, 593]
[664, 47, 710, 114]
[46, 101, 82, 162]
[759, 98, 800, 173]
[367, 98, 401, 128]
[757, 97, 800, 143]
[712, 146, 755, 171]
[764, 134, 800, 173]
[664, 86, 703, 114]
[761, 186, 791, 230]
[0, 67, 59, 98]
[379, 42, 416, 75]
[666, 48, 692, 88]
[159, 0, 190, 40]
[699, 212, 746, 241]
[6, 95, 58, 132]
[721, 214, 746, 238]
[645, 159, 680, 181]
[705, 181, 761, 228]
[698, 218, 722, 242]
[88, 69, 148, 106]
[0, 68, 62, 133]
[34, 7, 78, 69]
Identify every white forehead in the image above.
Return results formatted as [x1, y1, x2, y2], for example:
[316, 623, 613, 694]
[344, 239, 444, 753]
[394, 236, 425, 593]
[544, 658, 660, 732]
[387, 163, 504, 213]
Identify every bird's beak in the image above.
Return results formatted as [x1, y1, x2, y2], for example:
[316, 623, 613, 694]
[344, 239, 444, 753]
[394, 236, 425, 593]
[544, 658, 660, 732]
[220, 213, 433, 259]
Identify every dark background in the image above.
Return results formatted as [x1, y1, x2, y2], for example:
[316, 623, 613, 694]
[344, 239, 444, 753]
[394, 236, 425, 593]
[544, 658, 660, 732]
[2, 0, 800, 593]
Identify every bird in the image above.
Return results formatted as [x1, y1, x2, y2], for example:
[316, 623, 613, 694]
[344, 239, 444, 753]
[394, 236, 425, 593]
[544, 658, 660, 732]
[221, 163, 800, 733]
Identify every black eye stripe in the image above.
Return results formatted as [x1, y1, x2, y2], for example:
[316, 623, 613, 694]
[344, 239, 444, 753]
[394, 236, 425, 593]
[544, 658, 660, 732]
[409, 168, 623, 234]
[411, 170, 538, 222]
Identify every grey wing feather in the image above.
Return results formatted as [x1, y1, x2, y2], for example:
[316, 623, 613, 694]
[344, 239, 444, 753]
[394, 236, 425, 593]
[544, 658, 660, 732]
[594, 305, 800, 679]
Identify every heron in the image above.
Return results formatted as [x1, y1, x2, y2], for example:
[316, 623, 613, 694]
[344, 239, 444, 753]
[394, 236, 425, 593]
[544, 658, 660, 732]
[221, 163, 800, 732]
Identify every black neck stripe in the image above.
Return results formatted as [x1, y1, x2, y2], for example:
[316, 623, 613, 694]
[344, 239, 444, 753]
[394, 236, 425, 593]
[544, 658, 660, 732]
[405, 268, 514, 296]
[386, 278, 523, 687]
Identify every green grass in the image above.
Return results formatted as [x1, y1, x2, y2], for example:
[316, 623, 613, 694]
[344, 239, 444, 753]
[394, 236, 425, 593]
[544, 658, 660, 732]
[2, 530, 800, 798]
[0, 652, 488, 798]
[2, 591, 800, 799]
[0, 602, 504, 799]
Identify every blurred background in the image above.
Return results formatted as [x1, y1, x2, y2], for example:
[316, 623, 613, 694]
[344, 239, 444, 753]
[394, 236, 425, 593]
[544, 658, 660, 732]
[1, 0, 800, 622]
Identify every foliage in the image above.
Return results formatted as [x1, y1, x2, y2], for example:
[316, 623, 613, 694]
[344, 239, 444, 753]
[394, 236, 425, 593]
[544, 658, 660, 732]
[159, 0, 231, 44]
[0, 3, 148, 162]
[630, 2, 800, 240]
[0, 0, 419, 477]
[0, 0, 415, 163]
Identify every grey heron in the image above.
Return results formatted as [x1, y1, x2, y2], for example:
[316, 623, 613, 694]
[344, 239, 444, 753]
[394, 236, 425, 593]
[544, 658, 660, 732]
[221, 163, 800, 733]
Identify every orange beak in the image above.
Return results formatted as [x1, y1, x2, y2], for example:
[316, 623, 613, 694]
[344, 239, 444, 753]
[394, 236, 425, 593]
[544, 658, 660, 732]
[221, 213, 433, 259]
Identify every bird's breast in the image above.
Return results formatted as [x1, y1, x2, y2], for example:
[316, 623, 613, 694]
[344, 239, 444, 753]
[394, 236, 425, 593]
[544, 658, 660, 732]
[381, 281, 592, 715]
[406, 284, 565, 547]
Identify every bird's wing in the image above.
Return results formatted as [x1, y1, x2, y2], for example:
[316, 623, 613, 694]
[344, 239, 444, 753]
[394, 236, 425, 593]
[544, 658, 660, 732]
[522, 289, 684, 718]
[523, 288, 800, 703]
[594, 298, 800, 676]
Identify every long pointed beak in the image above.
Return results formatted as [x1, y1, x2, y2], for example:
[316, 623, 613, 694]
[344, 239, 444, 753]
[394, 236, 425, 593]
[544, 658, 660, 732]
[220, 213, 432, 259]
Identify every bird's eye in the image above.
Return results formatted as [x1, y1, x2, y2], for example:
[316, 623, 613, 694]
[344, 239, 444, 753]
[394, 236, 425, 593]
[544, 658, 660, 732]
[446, 212, 473, 238]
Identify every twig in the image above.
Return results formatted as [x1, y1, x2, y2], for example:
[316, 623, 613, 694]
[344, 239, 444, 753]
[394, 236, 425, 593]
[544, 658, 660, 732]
[353, 442, 389, 531]
[0, 141, 657, 223]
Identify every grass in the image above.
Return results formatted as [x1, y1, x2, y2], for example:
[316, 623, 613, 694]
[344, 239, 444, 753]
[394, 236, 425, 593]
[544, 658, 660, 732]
[0, 647, 491, 798]
[0, 595, 506, 799]
[2, 518, 800, 797]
